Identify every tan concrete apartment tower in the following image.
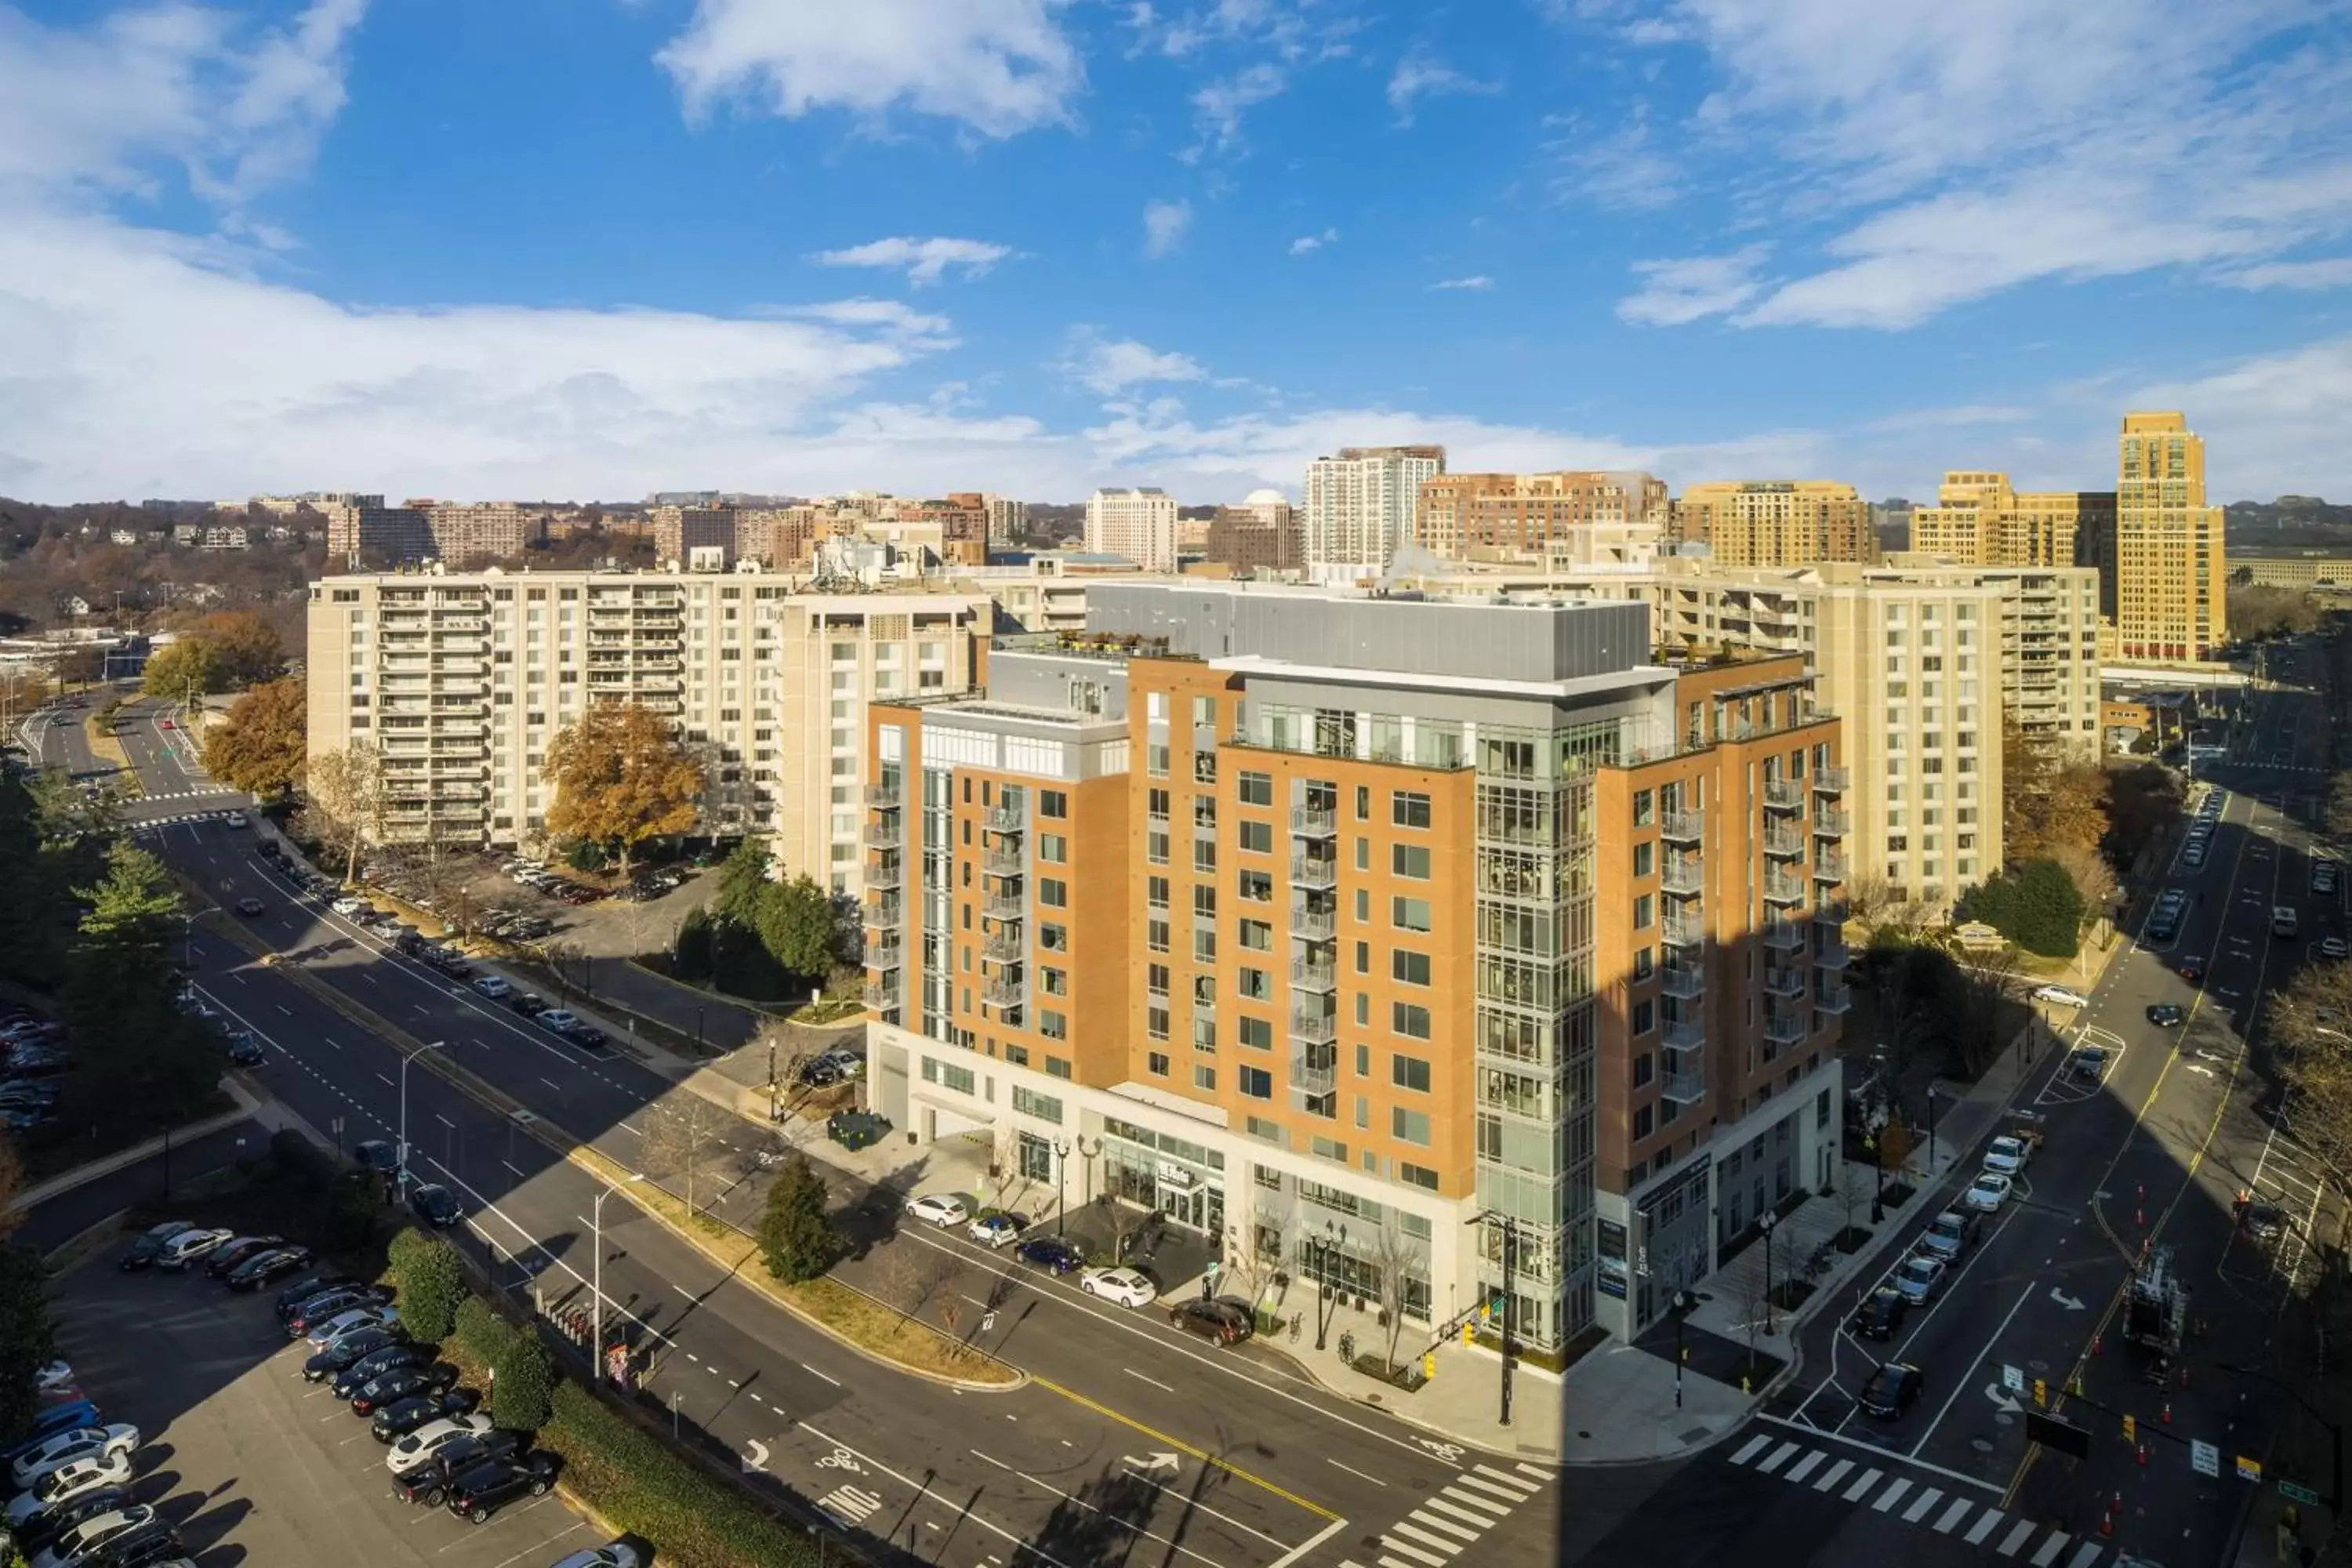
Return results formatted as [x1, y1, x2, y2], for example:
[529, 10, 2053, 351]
[2114, 412, 2227, 661]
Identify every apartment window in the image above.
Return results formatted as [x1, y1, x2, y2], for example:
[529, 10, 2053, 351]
[1147, 964, 1171, 996]
[1632, 789, 1654, 826]
[1238, 918, 1272, 951]
[1632, 997, 1655, 1035]
[1392, 896, 1432, 932]
[1240, 1066, 1273, 1100]
[1040, 789, 1068, 818]
[1147, 829, 1170, 865]
[1041, 967, 1069, 996]
[1392, 1002, 1432, 1040]
[1039, 1010, 1067, 1040]
[1392, 844, 1432, 880]
[1238, 771, 1273, 806]
[1192, 840, 1218, 873]
[1040, 833, 1069, 863]
[1392, 949, 1431, 986]
[1392, 791, 1431, 829]
[1392, 1108, 1432, 1146]
[1148, 1051, 1171, 1077]
[1039, 878, 1068, 908]
[1634, 1104, 1653, 1141]
[1194, 1065, 1217, 1091]
[1240, 1015, 1274, 1048]
[1633, 840, 1653, 877]
[1148, 877, 1170, 909]
[1238, 869, 1274, 902]
[1392, 1054, 1432, 1093]
[1399, 1163, 1439, 1192]
[1632, 1051, 1653, 1087]
[1149, 745, 1169, 777]
[1149, 788, 1170, 819]
[1633, 893, 1654, 930]
[1040, 923, 1069, 952]
[1239, 820, 1274, 854]
[1238, 967, 1272, 1001]
[1632, 946, 1653, 981]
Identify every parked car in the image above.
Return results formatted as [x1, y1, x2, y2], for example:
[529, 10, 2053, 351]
[9, 1483, 135, 1555]
[1849, 1286, 1907, 1341]
[151, 1228, 232, 1272]
[1079, 1267, 1158, 1308]
[2146, 1004, 2187, 1027]
[549, 1541, 649, 1568]
[2238, 1196, 2287, 1243]
[330, 897, 368, 916]
[1918, 1209, 1980, 1262]
[407, 1182, 462, 1228]
[303, 1327, 402, 1381]
[332, 1343, 434, 1399]
[117, 1221, 193, 1272]
[385, 1415, 496, 1476]
[233, 896, 267, 916]
[224, 811, 247, 829]
[5, 1451, 133, 1532]
[2321, 936, 2350, 962]
[1167, 1298, 1254, 1345]
[1857, 1362, 1924, 1419]
[224, 1031, 265, 1066]
[561, 1023, 608, 1051]
[369, 1389, 481, 1443]
[2063, 1046, 2110, 1085]
[272, 1272, 354, 1314]
[306, 1304, 400, 1352]
[1014, 1236, 1085, 1276]
[203, 1235, 289, 1278]
[2031, 984, 2090, 1009]
[24, 1503, 165, 1568]
[443, 1453, 561, 1523]
[11, 1426, 139, 1491]
[354, 1140, 398, 1175]
[0, 1407, 102, 1468]
[391, 1432, 524, 1503]
[1980, 1135, 2034, 1177]
[967, 1211, 1026, 1249]
[1891, 1253, 1947, 1305]
[225, 1245, 314, 1291]
[472, 976, 511, 1000]
[1964, 1172, 2014, 1213]
[534, 1009, 581, 1034]
[906, 1194, 971, 1228]
[285, 1286, 389, 1334]
[2178, 955, 2206, 984]
[508, 993, 549, 1018]
[351, 1363, 459, 1416]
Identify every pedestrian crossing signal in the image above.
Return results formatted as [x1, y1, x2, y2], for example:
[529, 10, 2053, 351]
[2122, 1414, 2136, 1443]
[2033, 1379, 2047, 1408]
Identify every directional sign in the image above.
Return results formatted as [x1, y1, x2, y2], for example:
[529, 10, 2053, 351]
[2002, 1364, 2026, 1393]
[1123, 1452, 1181, 1476]
[2238, 1455, 2264, 1483]
[2191, 1440, 2220, 1479]
[2025, 1411, 2090, 1460]
[2048, 1287, 2086, 1312]
[1983, 1382, 2023, 1415]
[741, 1439, 769, 1475]
[2279, 1479, 2322, 1507]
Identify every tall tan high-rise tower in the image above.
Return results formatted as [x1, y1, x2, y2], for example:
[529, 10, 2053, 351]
[2115, 412, 2227, 661]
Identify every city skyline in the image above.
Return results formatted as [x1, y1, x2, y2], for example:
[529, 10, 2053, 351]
[2, 1, 2349, 506]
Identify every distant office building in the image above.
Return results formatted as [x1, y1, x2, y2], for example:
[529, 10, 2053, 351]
[422, 503, 539, 564]
[649, 506, 738, 566]
[1415, 470, 1668, 566]
[1083, 488, 1178, 574]
[1671, 481, 1877, 568]
[979, 493, 1029, 550]
[1301, 446, 1446, 580]
[2232, 553, 2352, 588]
[2115, 412, 2228, 661]
[321, 495, 433, 563]
[1203, 489, 1302, 574]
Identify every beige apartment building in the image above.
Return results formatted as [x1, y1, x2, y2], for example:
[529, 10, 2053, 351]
[1082, 488, 1178, 574]
[2115, 412, 2228, 661]
[1301, 446, 1446, 581]
[1672, 481, 1878, 568]
[1414, 470, 1669, 567]
[304, 566, 988, 894]
[863, 582, 1846, 1348]
[421, 503, 539, 565]
[1906, 473, 2116, 582]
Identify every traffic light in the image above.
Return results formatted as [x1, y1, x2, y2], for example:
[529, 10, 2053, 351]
[2122, 1414, 2137, 1443]
[2033, 1379, 2047, 1408]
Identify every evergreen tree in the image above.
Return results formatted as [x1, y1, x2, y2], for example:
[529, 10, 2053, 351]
[64, 841, 217, 1117]
[0, 1247, 56, 1443]
[490, 1331, 555, 1432]
[757, 1153, 843, 1283]
[755, 873, 844, 982]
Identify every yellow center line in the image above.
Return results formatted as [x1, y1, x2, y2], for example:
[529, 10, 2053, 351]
[1029, 1374, 1342, 1521]
[2002, 739, 2286, 1508]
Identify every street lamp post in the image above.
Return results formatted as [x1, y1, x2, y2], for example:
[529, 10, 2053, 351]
[397, 1040, 447, 1190]
[1926, 1087, 1943, 1173]
[593, 1174, 645, 1378]
[1672, 1288, 1692, 1410]
[1760, 1209, 1779, 1338]
[1074, 1134, 1103, 1210]
[2223, 1362, 2344, 1514]
[1497, 1217, 1515, 1427]
[1052, 1137, 1070, 1237]
[1312, 1220, 1348, 1351]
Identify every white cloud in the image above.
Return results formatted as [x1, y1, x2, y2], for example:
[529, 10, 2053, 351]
[1056, 328, 1208, 394]
[2125, 336, 2352, 501]
[1288, 227, 1338, 256]
[1385, 45, 1500, 126]
[1189, 62, 1284, 152]
[1617, 245, 1769, 325]
[1142, 197, 1192, 257]
[1543, 106, 1681, 211]
[2223, 258, 2352, 292]
[657, 0, 1082, 140]
[811, 235, 1014, 286]
[1429, 275, 1494, 292]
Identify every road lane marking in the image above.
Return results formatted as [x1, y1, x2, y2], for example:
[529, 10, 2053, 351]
[1375, 1539, 1446, 1567]
[1401, 1511, 1476, 1544]
[1327, 1457, 1386, 1487]
[1265, 1519, 1350, 1568]
[1450, 1474, 1529, 1504]
[1900, 1486, 1943, 1523]
[1781, 1450, 1826, 1484]
[1933, 1497, 1972, 1533]
[1810, 1457, 1853, 1492]
[1841, 1466, 1882, 1501]
[1871, 1478, 1911, 1512]
[1730, 1435, 1771, 1465]
[2063, 1541, 2103, 1568]
[1909, 1283, 2036, 1459]
[1965, 1508, 2005, 1544]
[1029, 1374, 1341, 1520]
[2028, 1533, 2071, 1567]
[800, 1362, 840, 1386]
[1122, 1367, 1174, 1393]
[1421, 1497, 1496, 1530]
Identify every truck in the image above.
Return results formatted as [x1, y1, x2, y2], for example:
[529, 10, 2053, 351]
[1981, 1112, 2045, 1176]
[2122, 1244, 2188, 1356]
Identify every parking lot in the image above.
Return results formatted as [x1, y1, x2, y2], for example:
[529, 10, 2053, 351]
[51, 1253, 600, 1568]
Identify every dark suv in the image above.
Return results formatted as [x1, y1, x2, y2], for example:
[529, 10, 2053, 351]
[393, 1431, 525, 1505]
[444, 1453, 561, 1523]
[1168, 1298, 1254, 1345]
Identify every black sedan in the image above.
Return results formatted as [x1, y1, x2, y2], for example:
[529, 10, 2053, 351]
[12, 1484, 135, 1555]
[1014, 1236, 1085, 1276]
[354, 1140, 398, 1175]
[2178, 955, 2206, 984]
[226, 1246, 314, 1291]
[352, 1363, 459, 1416]
[445, 1453, 561, 1524]
[205, 1235, 289, 1278]
[1850, 1286, 1907, 1341]
[234, 897, 267, 916]
[371, 1388, 482, 1443]
[303, 1327, 401, 1381]
[332, 1342, 434, 1399]
[394, 1431, 525, 1504]
[118, 1221, 194, 1271]
[408, 1182, 462, 1227]
[2146, 1004, 2187, 1028]
[1858, 1362, 1923, 1419]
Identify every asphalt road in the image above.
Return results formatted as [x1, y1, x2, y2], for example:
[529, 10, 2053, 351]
[12, 1120, 267, 1255]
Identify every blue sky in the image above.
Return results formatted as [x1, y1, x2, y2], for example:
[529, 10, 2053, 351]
[2, 0, 2350, 505]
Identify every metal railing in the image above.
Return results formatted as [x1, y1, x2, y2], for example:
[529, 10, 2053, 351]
[1660, 810, 1704, 844]
[1664, 1016, 1705, 1050]
[1661, 855, 1704, 895]
[1816, 984, 1853, 1014]
[1762, 920, 1805, 950]
[1291, 903, 1336, 939]
[1762, 870, 1806, 902]
[1764, 1008, 1807, 1045]
[1661, 1067, 1705, 1105]
[1661, 913, 1705, 947]
[1290, 1011, 1338, 1045]
[1815, 806, 1850, 837]
[1660, 964, 1704, 1000]
[1764, 966, 1806, 997]
[1813, 766, 1850, 793]
[983, 893, 1025, 921]
[1290, 958, 1337, 992]
[1763, 779, 1805, 810]
[863, 855, 902, 891]
[1290, 855, 1338, 890]
[1816, 938, 1851, 970]
[1290, 805, 1338, 837]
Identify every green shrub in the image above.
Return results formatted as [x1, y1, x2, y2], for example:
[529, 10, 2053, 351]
[672, 906, 714, 980]
[394, 1234, 465, 1344]
[321, 1173, 381, 1252]
[490, 1330, 554, 1432]
[452, 1294, 514, 1365]
[756, 1154, 840, 1283]
[268, 1127, 334, 1189]
[544, 1384, 820, 1566]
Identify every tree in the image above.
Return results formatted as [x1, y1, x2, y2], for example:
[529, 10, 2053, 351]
[0, 1247, 56, 1443]
[140, 637, 225, 700]
[1967, 859, 2085, 958]
[63, 841, 218, 1119]
[393, 1232, 466, 1344]
[2227, 584, 2324, 643]
[2045, 840, 2118, 924]
[2103, 763, 2184, 870]
[672, 905, 715, 980]
[1370, 1217, 1424, 1373]
[713, 839, 772, 927]
[489, 1330, 555, 1432]
[638, 1093, 730, 1215]
[757, 1153, 843, 1283]
[2262, 961, 2352, 1201]
[183, 610, 285, 686]
[755, 873, 846, 982]
[1954, 947, 2025, 1077]
[302, 742, 386, 886]
[202, 677, 307, 797]
[542, 702, 705, 876]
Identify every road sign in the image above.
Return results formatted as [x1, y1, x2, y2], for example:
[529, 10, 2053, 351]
[2002, 1363, 2025, 1393]
[2278, 1479, 2322, 1507]
[2025, 1412, 2090, 1461]
[2191, 1440, 2220, 1479]
[2238, 1456, 2264, 1483]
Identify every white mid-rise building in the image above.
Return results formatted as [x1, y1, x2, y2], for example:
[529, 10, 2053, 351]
[1301, 445, 1445, 581]
[1082, 488, 1178, 573]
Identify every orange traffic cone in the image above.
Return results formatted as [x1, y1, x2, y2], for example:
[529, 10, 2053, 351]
[2092, 1331, 2103, 1356]
[2179, 1363, 2190, 1390]
[2161, 1400, 2172, 1426]
[2099, 1510, 2114, 1540]
[2137, 1441, 2149, 1467]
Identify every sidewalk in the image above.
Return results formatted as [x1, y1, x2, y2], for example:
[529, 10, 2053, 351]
[8, 1078, 265, 1213]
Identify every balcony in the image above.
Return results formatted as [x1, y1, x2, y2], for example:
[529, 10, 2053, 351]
[1814, 851, 1848, 882]
[982, 931, 1025, 964]
[1762, 870, 1806, 903]
[1661, 1065, 1706, 1105]
[984, 845, 1024, 877]
[983, 975, 1026, 1008]
[1190, 988, 1217, 1019]
[1764, 966, 1807, 998]
[1290, 957, 1337, 993]
[1814, 767, 1850, 795]
[1291, 1044, 1338, 1096]
[1764, 1008, 1807, 1046]
[985, 805, 1025, 836]
[1660, 963, 1704, 1000]
[866, 893, 902, 927]
[1817, 984, 1853, 1014]
[1762, 920, 1805, 951]
[983, 892, 1025, 922]
[864, 853, 902, 891]
[862, 980, 896, 1011]
[1661, 854, 1704, 896]
[1815, 901, 1851, 927]
[862, 820, 900, 849]
[1815, 806, 1850, 837]
[1762, 780, 1805, 811]
[1290, 804, 1338, 838]
[1762, 825, 1806, 858]
[1663, 1015, 1705, 1050]
[866, 936, 902, 971]
[1290, 855, 1338, 891]
[1816, 937, 1851, 971]
[1290, 1011, 1338, 1046]
[1291, 901, 1336, 940]
[865, 782, 900, 808]
[1660, 810, 1704, 844]
[1661, 912, 1705, 948]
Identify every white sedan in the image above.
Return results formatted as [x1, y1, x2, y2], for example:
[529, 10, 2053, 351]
[330, 897, 368, 916]
[472, 976, 512, 1000]
[10, 1425, 139, 1490]
[2031, 985, 2090, 1009]
[1981, 1136, 2031, 1177]
[1077, 1267, 1159, 1309]
[5, 1450, 132, 1528]
[154, 1227, 233, 1271]
[906, 1194, 971, 1229]
[1965, 1172, 2014, 1213]
[387, 1414, 493, 1477]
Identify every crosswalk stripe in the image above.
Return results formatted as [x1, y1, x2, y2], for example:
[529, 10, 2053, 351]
[1965, 1510, 2005, 1545]
[1404, 1511, 1479, 1544]
[1512, 1463, 1552, 1482]
[1390, 1523, 1460, 1557]
[1451, 1475, 1530, 1505]
[1379, 1558, 1425, 1568]
[1873, 1479, 1911, 1513]
[1436, 1485, 1508, 1519]
[1471, 1464, 1537, 1496]
[1424, 1497, 1498, 1530]
[1902, 1486, 1944, 1523]
[1375, 1537, 1448, 1568]
[2065, 1542, 2104, 1568]
[1842, 1467, 1883, 1502]
[1934, 1497, 1973, 1534]
[1812, 1458, 1854, 1492]
[1997, 1519, 2038, 1556]
[1783, 1450, 1828, 1484]
[1730, 1436, 1773, 1465]
[1755, 1442, 1801, 1475]
[2028, 1533, 2071, 1567]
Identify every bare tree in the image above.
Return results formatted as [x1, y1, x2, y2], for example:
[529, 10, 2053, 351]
[1835, 1162, 1875, 1242]
[1955, 947, 2025, 1078]
[637, 1091, 732, 1215]
[300, 741, 385, 887]
[2264, 962, 2352, 1202]
[1371, 1216, 1425, 1373]
[869, 1242, 960, 1326]
[755, 1022, 820, 1111]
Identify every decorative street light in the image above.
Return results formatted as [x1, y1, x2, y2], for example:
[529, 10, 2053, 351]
[1759, 1209, 1780, 1338]
[397, 1040, 447, 1190]
[1671, 1287, 1693, 1410]
[1051, 1137, 1070, 1238]
[1312, 1219, 1349, 1352]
